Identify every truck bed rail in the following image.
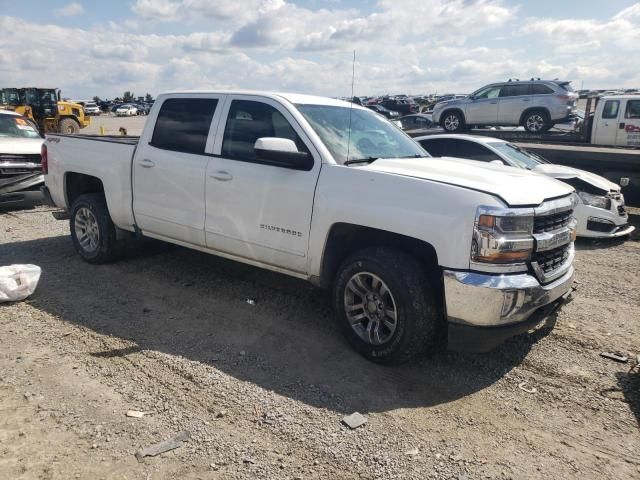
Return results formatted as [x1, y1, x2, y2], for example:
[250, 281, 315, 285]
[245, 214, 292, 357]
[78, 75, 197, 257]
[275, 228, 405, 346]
[45, 134, 140, 145]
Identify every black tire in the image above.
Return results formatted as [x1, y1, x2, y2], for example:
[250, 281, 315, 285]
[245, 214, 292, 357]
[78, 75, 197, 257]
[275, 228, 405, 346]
[58, 118, 80, 134]
[69, 194, 118, 264]
[440, 110, 464, 132]
[333, 247, 440, 364]
[523, 109, 550, 133]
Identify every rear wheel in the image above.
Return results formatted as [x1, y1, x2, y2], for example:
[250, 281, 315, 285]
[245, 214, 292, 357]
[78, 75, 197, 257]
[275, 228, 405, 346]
[441, 111, 464, 132]
[523, 110, 550, 133]
[58, 118, 80, 134]
[333, 247, 440, 364]
[70, 194, 118, 264]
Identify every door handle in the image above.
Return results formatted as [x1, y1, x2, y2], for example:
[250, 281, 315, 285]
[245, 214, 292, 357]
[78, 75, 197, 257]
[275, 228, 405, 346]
[489, 101, 498, 104]
[139, 159, 155, 168]
[210, 170, 233, 181]
[522, 98, 531, 101]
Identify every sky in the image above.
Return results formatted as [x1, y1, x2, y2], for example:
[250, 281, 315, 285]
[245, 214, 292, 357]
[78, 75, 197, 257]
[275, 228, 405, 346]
[1, 0, 639, 100]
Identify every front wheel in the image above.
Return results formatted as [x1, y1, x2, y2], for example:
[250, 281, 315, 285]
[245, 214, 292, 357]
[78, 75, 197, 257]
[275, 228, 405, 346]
[58, 118, 80, 134]
[441, 111, 464, 132]
[333, 247, 440, 364]
[70, 194, 119, 264]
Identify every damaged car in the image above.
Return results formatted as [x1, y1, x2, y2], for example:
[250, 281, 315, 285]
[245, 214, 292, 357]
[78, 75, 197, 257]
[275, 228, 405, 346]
[416, 134, 634, 238]
[0, 110, 44, 205]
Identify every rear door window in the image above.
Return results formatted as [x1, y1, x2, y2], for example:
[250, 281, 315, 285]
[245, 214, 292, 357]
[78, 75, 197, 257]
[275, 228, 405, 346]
[451, 140, 502, 162]
[500, 84, 530, 97]
[602, 100, 620, 119]
[151, 98, 218, 154]
[418, 138, 454, 157]
[625, 100, 640, 119]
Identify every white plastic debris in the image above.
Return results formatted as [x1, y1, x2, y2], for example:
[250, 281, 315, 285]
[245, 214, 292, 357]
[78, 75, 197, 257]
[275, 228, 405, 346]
[0, 264, 41, 303]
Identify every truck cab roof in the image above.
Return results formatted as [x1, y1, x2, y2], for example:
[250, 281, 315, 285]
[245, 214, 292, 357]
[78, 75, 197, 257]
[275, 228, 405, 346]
[157, 90, 355, 108]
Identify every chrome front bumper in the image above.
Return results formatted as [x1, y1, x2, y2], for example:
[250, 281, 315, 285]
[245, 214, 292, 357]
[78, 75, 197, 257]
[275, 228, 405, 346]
[443, 266, 575, 351]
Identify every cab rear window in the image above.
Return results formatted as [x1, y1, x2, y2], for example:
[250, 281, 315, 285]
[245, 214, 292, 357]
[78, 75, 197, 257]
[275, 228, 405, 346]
[151, 98, 218, 154]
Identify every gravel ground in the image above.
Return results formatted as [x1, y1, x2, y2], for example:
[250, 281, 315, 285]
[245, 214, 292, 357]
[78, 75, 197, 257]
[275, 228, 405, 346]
[1, 206, 639, 480]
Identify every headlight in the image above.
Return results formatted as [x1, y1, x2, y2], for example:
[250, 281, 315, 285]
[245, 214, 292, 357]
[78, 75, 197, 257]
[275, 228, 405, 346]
[471, 213, 534, 265]
[577, 191, 610, 209]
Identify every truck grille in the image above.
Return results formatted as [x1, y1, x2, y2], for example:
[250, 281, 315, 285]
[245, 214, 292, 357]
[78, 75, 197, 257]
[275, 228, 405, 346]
[532, 244, 571, 274]
[533, 210, 572, 233]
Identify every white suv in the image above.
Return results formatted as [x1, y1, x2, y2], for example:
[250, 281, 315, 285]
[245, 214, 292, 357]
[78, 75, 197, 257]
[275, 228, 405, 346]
[432, 80, 578, 133]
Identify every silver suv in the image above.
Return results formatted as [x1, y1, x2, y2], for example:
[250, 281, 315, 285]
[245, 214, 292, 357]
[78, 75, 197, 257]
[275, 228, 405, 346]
[432, 80, 578, 133]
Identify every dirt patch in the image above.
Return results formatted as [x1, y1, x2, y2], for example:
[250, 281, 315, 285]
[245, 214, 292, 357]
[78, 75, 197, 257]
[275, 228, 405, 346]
[1, 206, 639, 479]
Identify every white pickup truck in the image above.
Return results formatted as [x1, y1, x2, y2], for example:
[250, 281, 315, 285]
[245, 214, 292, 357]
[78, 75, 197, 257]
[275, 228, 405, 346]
[42, 91, 578, 363]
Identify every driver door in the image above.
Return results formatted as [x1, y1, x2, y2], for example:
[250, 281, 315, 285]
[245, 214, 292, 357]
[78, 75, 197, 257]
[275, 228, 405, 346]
[465, 86, 501, 124]
[204, 96, 321, 273]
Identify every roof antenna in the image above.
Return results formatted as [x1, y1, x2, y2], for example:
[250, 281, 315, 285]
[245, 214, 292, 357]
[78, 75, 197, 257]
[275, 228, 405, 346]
[346, 49, 356, 163]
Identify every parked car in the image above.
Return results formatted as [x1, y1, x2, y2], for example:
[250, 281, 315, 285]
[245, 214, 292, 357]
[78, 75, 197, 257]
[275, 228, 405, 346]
[134, 103, 151, 115]
[366, 104, 400, 119]
[115, 104, 138, 116]
[416, 134, 634, 238]
[432, 80, 578, 133]
[380, 98, 417, 115]
[42, 91, 577, 363]
[83, 102, 101, 116]
[0, 110, 44, 205]
[397, 114, 439, 131]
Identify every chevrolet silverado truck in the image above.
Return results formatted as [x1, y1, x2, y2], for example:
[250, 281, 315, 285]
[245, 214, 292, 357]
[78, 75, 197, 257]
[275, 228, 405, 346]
[42, 91, 577, 363]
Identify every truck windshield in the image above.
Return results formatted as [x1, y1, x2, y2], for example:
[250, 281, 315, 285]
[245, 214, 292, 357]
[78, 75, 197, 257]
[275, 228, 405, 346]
[295, 104, 427, 164]
[490, 142, 549, 169]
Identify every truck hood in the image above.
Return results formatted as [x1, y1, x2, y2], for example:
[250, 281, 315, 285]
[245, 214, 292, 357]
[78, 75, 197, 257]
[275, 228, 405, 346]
[533, 163, 619, 192]
[365, 157, 574, 206]
[0, 136, 44, 155]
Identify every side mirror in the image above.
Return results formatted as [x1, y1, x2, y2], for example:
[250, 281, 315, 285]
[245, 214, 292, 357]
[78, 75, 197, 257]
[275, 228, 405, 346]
[254, 137, 313, 171]
[490, 159, 505, 166]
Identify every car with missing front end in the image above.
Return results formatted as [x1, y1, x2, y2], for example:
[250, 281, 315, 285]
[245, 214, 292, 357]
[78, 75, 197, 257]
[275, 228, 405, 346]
[416, 134, 634, 239]
[42, 90, 577, 363]
[0, 109, 44, 205]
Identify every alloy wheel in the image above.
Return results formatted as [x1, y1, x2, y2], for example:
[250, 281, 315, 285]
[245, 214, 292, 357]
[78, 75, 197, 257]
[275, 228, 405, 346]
[344, 272, 398, 345]
[74, 207, 100, 253]
[526, 114, 545, 132]
[444, 114, 460, 131]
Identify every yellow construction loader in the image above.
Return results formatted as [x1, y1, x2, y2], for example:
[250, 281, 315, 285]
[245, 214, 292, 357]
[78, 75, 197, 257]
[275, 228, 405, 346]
[0, 87, 90, 134]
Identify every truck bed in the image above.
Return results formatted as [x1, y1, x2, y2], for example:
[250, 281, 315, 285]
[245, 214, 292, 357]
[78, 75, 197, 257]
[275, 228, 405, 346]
[44, 133, 138, 228]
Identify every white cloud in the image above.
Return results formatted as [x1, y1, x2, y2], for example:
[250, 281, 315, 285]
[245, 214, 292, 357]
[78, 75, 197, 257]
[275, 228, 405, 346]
[54, 2, 85, 17]
[1, 2, 639, 100]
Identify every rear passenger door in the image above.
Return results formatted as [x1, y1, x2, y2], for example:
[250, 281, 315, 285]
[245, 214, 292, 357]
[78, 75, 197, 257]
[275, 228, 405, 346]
[204, 96, 321, 274]
[497, 84, 531, 125]
[133, 95, 223, 246]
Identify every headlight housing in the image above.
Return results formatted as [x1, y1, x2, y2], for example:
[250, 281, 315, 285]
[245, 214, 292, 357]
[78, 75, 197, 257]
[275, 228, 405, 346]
[577, 191, 610, 210]
[471, 211, 534, 271]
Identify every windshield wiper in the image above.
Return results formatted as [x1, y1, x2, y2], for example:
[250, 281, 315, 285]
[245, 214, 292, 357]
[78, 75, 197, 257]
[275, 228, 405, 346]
[344, 157, 379, 166]
[344, 154, 427, 166]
